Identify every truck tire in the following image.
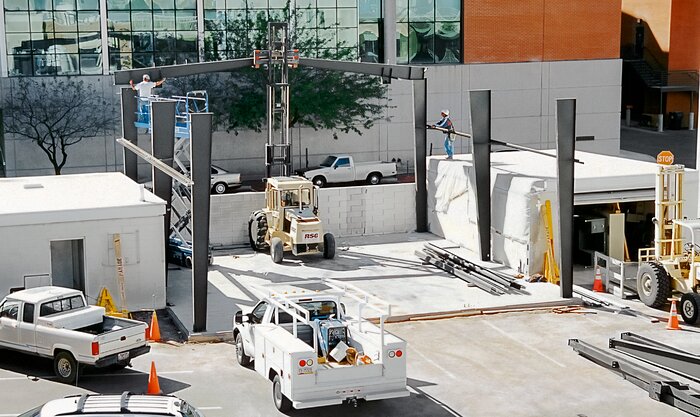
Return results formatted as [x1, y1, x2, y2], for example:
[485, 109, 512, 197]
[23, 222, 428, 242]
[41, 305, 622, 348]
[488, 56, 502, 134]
[323, 233, 336, 259]
[271, 237, 284, 264]
[272, 374, 293, 412]
[367, 172, 382, 185]
[235, 332, 251, 366]
[248, 211, 269, 252]
[185, 256, 192, 268]
[54, 351, 78, 384]
[680, 293, 700, 324]
[312, 176, 326, 188]
[213, 182, 227, 194]
[636, 262, 671, 308]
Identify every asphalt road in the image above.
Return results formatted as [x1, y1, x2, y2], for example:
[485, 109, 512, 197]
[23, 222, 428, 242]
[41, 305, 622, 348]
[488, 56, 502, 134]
[0, 307, 696, 417]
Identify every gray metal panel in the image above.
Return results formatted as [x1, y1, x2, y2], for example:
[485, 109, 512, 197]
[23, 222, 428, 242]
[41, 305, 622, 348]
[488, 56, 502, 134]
[299, 58, 426, 80]
[383, 0, 396, 64]
[120, 87, 138, 181]
[556, 99, 576, 299]
[189, 112, 213, 332]
[469, 90, 492, 262]
[114, 58, 254, 84]
[150, 100, 177, 282]
[413, 79, 427, 232]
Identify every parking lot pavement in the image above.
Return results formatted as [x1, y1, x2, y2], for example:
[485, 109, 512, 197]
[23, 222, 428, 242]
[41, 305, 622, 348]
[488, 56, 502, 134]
[2, 307, 696, 417]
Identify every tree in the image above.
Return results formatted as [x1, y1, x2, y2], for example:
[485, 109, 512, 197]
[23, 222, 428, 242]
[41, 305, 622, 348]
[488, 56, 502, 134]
[3, 77, 117, 175]
[202, 3, 389, 135]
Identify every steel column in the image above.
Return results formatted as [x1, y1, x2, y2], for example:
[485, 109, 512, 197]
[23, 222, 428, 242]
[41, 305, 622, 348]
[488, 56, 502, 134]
[120, 87, 138, 181]
[150, 100, 177, 283]
[556, 99, 576, 298]
[189, 113, 213, 333]
[413, 79, 427, 232]
[469, 90, 492, 262]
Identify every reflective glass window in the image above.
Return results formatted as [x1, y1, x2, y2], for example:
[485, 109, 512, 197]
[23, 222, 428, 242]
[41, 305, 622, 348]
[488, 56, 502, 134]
[398, 0, 461, 63]
[5, 0, 29, 11]
[337, 8, 355, 28]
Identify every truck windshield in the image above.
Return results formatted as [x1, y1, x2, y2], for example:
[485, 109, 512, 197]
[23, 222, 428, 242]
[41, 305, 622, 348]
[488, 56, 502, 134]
[319, 156, 337, 167]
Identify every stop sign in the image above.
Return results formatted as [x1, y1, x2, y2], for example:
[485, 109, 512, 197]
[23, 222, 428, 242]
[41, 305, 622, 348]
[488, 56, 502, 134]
[657, 151, 674, 165]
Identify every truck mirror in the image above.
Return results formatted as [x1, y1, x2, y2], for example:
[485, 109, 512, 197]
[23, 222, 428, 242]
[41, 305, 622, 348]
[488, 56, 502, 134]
[333, 165, 337, 169]
[340, 303, 346, 315]
[234, 310, 243, 324]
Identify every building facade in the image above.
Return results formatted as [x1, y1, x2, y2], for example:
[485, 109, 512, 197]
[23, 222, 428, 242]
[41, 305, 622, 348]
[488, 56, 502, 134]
[1, 0, 627, 178]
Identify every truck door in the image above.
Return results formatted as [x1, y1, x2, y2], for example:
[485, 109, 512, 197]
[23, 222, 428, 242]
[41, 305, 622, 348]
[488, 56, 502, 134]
[0, 300, 21, 349]
[243, 301, 268, 353]
[329, 157, 353, 183]
[18, 303, 37, 353]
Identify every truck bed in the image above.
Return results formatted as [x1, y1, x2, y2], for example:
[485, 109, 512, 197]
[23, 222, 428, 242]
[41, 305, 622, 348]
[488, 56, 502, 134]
[77, 316, 143, 335]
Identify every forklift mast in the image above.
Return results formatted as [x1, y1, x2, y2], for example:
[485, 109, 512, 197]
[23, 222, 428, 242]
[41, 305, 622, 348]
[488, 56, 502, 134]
[655, 164, 684, 259]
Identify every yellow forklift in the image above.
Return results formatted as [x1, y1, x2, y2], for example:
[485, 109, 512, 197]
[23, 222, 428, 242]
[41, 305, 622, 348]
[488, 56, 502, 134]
[248, 176, 335, 264]
[636, 153, 700, 324]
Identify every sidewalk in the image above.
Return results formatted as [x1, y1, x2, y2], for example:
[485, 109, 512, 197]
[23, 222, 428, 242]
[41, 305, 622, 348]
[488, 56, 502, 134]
[620, 124, 697, 168]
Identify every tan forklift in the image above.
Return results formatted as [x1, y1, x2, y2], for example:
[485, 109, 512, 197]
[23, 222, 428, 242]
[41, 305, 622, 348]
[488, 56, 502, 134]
[248, 176, 335, 263]
[636, 151, 700, 324]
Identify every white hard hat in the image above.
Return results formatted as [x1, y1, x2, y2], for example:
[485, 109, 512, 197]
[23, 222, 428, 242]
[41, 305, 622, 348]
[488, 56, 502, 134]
[441, 109, 449, 116]
[143, 74, 150, 81]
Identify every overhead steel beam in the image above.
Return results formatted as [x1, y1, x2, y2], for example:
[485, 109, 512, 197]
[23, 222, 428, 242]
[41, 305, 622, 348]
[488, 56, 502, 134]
[413, 78, 428, 232]
[120, 87, 138, 181]
[556, 99, 576, 298]
[469, 90, 492, 262]
[299, 58, 426, 80]
[190, 112, 213, 333]
[150, 100, 177, 283]
[114, 58, 254, 84]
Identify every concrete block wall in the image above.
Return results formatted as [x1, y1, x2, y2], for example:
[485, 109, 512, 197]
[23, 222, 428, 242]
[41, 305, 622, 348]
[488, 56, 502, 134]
[208, 183, 416, 246]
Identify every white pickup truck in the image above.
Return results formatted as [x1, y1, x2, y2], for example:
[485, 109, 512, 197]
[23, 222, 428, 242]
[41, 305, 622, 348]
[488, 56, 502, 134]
[298, 155, 397, 187]
[0, 286, 150, 383]
[233, 280, 408, 412]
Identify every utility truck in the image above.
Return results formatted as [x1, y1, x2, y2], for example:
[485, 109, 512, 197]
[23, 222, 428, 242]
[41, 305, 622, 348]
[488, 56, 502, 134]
[636, 155, 700, 324]
[0, 286, 150, 383]
[249, 176, 335, 263]
[232, 280, 409, 412]
[297, 155, 397, 188]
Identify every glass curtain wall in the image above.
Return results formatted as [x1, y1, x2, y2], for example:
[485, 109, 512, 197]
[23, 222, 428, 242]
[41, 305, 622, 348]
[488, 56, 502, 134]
[397, 0, 460, 64]
[358, 0, 379, 62]
[107, 0, 198, 71]
[203, 0, 357, 61]
[5, 0, 102, 75]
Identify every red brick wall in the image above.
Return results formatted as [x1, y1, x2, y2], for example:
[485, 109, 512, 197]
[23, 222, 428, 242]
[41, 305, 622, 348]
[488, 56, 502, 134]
[463, 0, 622, 63]
[669, 0, 700, 71]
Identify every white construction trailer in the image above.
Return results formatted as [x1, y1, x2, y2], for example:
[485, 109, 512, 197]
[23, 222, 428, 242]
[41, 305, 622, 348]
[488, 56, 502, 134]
[0, 173, 167, 310]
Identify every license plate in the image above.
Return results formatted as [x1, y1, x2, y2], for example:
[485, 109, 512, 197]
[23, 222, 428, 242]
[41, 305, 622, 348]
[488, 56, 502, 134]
[118, 352, 130, 361]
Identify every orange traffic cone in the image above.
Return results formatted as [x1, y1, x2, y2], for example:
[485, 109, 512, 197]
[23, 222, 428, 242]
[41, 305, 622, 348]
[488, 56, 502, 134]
[592, 266, 605, 293]
[148, 311, 161, 342]
[667, 300, 681, 330]
[147, 361, 161, 395]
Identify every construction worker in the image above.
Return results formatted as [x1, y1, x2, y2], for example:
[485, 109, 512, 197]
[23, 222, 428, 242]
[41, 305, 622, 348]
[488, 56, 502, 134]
[432, 109, 454, 159]
[130, 74, 166, 122]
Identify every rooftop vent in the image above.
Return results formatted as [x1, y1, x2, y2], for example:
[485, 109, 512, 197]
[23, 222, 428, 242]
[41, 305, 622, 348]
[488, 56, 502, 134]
[23, 183, 44, 189]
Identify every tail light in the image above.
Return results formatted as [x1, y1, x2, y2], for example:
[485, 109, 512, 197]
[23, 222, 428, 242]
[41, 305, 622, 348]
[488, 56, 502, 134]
[91, 341, 100, 356]
[388, 349, 403, 359]
[298, 358, 314, 367]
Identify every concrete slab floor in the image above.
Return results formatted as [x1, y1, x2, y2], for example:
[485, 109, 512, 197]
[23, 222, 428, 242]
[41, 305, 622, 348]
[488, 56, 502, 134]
[166, 232, 570, 336]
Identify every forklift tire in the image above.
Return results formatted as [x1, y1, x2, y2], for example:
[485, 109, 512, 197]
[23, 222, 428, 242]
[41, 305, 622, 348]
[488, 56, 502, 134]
[235, 332, 251, 366]
[323, 233, 335, 259]
[271, 237, 284, 264]
[680, 293, 700, 324]
[272, 374, 293, 412]
[248, 211, 269, 252]
[636, 262, 672, 309]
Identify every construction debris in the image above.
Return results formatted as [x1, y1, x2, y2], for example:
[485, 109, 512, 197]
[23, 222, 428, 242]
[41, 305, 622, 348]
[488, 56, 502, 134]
[416, 243, 526, 296]
[573, 284, 660, 323]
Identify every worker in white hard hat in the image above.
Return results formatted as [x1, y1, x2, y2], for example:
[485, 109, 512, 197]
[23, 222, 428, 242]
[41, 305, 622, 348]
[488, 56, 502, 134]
[130, 74, 166, 122]
[431, 109, 454, 159]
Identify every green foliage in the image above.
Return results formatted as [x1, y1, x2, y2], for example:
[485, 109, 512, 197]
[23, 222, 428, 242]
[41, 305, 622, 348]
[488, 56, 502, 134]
[3, 77, 117, 174]
[200, 3, 388, 135]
